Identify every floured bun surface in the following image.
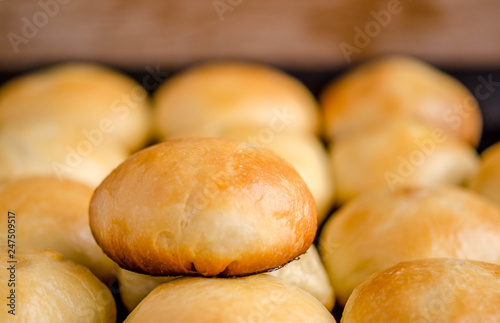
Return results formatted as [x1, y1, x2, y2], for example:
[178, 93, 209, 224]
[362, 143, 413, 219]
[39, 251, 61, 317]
[0, 247, 116, 323]
[319, 185, 500, 305]
[342, 258, 500, 322]
[124, 275, 335, 323]
[90, 137, 317, 277]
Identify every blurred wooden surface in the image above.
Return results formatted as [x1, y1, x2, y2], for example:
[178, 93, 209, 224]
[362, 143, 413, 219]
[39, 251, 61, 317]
[1, 0, 500, 70]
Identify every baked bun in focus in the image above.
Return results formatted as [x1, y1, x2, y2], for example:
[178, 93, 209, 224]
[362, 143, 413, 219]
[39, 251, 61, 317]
[0, 63, 151, 151]
[170, 127, 335, 223]
[0, 248, 115, 322]
[117, 268, 176, 312]
[0, 177, 116, 283]
[118, 246, 334, 312]
[342, 258, 500, 322]
[90, 137, 317, 277]
[330, 119, 478, 204]
[321, 56, 482, 145]
[153, 61, 319, 140]
[319, 185, 500, 305]
[124, 275, 335, 323]
[469, 141, 500, 206]
[0, 120, 127, 187]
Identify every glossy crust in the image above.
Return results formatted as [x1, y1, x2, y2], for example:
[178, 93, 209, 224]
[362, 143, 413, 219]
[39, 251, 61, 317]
[0, 248, 116, 323]
[153, 61, 319, 139]
[118, 246, 334, 312]
[90, 137, 317, 277]
[469, 141, 500, 206]
[124, 275, 335, 323]
[170, 127, 335, 223]
[342, 258, 500, 322]
[0, 177, 117, 283]
[0, 120, 127, 187]
[321, 56, 482, 145]
[0, 63, 151, 151]
[330, 119, 478, 204]
[319, 185, 500, 305]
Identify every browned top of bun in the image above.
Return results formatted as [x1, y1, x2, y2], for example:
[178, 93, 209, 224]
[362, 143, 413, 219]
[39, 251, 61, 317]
[90, 137, 317, 277]
[343, 258, 500, 322]
[321, 56, 482, 145]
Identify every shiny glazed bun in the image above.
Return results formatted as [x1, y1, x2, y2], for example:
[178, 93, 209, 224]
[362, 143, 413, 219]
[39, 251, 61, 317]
[153, 61, 319, 139]
[169, 127, 335, 222]
[319, 185, 500, 305]
[0, 177, 116, 283]
[0, 63, 151, 151]
[342, 258, 500, 322]
[0, 248, 116, 323]
[124, 275, 335, 323]
[469, 141, 500, 206]
[90, 137, 317, 277]
[330, 119, 478, 204]
[321, 56, 482, 145]
[118, 246, 334, 312]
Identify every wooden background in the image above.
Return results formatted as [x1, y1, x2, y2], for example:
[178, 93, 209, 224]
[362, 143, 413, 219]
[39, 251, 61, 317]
[1, 0, 500, 70]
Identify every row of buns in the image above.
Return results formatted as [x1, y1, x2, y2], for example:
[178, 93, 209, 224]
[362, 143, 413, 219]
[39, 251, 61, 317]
[0, 56, 500, 322]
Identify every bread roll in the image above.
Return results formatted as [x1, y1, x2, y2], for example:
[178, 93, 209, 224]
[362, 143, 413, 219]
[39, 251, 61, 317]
[0, 120, 127, 187]
[330, 119, 478, 204]
[319, 185, 500, 305]
[267, 245, 335, 310]
[469, 141, 500, 206]
[0, 248, 116, 322]
[342, 258, 500, 322]
[124, 275, 335, 323]
[90, 137, 317, 277]
[0, 177, 116, 283]
[0, 63, 151, 151]
[117, 268, 176, 312]
[118, 246, 334, 312]
[321, 56, 482, 145]
[169, 127, 335, 223]
[153, 61, 319, 139]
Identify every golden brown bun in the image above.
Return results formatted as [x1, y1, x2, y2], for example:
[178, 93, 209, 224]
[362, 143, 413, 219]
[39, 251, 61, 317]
[153, 61, 319, 139]
[469, 141, 500, 206]
[342, 258, 500, 322]
[125, 275, 335, 323]
[118, 246, 334, 312]
[117, 268, 176, 312]
[170, 127, 335, 223]
[267, 245, 335, 310]
[319, 185, 500, 305]
[0, 120, 127, 187]
[0, 247, 116, 322]
[90, 137, 317, 277]
[0, 63, 151, 151]
[330, 119, 479, 204]
[0, 177, 116, 283]
[321, 56, 482, 145]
